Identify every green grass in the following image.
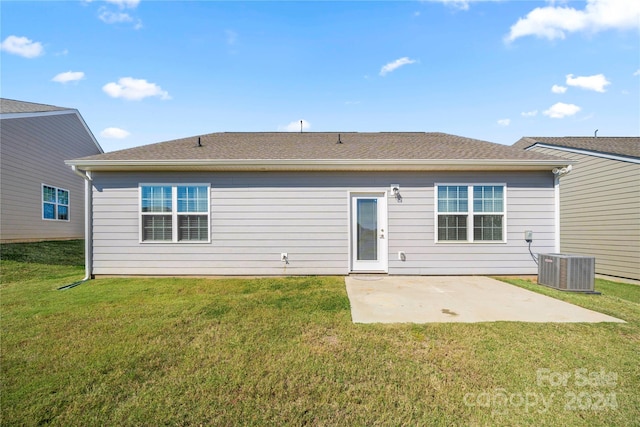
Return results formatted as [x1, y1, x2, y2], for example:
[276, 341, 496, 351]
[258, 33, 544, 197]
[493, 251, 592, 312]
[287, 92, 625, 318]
[2, 241, 639, 426]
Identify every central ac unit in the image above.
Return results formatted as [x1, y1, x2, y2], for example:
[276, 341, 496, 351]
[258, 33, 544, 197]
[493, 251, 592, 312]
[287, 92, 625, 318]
[538, 254, 595, 292]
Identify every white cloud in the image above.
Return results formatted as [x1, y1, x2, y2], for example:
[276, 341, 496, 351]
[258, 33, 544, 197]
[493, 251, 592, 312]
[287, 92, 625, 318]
[505, 0, 640, 43]
[0, 35, 44, 58]
[100, 127, 130, 139]
[497, 119, 511, 127]
[225, 30, 238, 45]
[633, 69, 640, 76]
[52, 71, 85, 84]
[102, 77, 171, 101]
[551, 84, 567, 94]
[99, 10, 133, 24]
[543, 102, 581, 119]
[565, 73, 610, 92]
[429, 0, 499, 11]
[431, 0, 471, 11]
[521, 110, 538, 118]
[105, 0, 140, 8]
[379, 57, 417, 76]
[279, 119, 311, 132]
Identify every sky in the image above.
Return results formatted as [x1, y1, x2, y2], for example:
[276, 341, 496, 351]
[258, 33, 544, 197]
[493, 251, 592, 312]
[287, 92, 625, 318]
[1, 0, 639, 152]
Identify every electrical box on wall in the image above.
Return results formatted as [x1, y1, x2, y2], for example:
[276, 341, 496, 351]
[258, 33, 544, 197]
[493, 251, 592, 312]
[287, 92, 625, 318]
[525, 230, 533, 242]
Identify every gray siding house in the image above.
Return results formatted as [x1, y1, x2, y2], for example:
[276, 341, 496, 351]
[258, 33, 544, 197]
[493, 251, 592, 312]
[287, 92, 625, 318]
[513, 136, 640, 281]
[67, 132, 570, 277]
[0, 99, 103, 242]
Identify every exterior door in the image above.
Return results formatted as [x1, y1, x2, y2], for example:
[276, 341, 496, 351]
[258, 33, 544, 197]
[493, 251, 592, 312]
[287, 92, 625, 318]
[351, 193, 388, 272]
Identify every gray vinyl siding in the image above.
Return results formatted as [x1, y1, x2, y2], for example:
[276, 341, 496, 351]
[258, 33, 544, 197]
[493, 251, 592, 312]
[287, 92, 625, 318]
[0, 113, 101, 242]
[529, 147, 640, 280]
[91, 170, 554, 276]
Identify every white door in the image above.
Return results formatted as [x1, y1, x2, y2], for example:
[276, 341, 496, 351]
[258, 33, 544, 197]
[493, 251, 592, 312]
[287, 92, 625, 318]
[351, 193, 388, 272]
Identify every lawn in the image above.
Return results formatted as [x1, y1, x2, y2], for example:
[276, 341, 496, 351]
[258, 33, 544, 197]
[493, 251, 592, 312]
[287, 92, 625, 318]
[1, 241, 639, 426]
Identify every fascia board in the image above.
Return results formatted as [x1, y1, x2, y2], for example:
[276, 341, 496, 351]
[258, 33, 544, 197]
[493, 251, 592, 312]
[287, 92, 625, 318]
[526, 143, 640, 164]
[66, 158, 572, 172]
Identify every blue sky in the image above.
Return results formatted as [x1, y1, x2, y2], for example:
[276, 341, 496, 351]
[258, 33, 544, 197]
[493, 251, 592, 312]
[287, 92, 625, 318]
[1, 0, 638, 152]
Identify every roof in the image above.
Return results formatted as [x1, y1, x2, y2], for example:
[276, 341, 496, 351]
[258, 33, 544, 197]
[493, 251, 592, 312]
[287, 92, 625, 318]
[1, 98, 104, 154]
[513, 136, 640, 160]
[0, 98, 70, 114]
[68, 132, 569, 172]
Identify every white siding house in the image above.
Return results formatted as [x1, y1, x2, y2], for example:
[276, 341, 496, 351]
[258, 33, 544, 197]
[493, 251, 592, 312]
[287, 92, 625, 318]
[0, 99, 103, 242]
[513, 137, 640, 281]
[67, 132, 570, 277]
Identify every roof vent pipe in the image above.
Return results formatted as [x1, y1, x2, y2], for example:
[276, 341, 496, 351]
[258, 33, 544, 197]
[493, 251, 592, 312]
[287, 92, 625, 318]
[337, 134, 342, 144]
[197, 137, 202, 147]
[594, 129, 598, 138]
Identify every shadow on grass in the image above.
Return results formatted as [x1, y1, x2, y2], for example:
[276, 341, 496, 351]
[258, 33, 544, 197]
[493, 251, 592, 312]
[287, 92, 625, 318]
[0, 240, 84, 266]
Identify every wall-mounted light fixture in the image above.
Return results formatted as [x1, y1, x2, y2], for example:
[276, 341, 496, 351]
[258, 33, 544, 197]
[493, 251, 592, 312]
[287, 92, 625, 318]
[552, 165, 572, 177]
[390, 184, 402, 202]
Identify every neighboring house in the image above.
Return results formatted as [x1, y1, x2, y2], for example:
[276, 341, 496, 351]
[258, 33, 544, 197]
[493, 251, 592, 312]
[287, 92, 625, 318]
[67, 132, 570, 277]
[0, 98, 103, 242]
[513, 136, 640, 281]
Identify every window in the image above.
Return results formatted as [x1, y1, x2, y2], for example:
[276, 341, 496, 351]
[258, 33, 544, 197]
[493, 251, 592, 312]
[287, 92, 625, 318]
[140, 184, 210, 242]
[437, 186, 468, 241]
[436, 184, 505, 242]
[42, 185, 69, 221]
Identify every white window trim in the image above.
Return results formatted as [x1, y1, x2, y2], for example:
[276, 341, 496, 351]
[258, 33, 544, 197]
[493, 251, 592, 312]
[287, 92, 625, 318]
[139, 183, 211, 244]
[434, 183, 507, 244]
[42, 184, 70, 222]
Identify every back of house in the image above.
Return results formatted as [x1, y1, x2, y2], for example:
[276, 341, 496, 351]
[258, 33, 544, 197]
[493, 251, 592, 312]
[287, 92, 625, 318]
[68, 132, 571, 277]
[513, 136, 640, 281]
[0, 98, 103, 242]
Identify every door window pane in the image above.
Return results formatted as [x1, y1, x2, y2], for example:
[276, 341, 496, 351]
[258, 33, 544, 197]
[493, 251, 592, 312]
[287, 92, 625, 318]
[357, 199, 377, 261]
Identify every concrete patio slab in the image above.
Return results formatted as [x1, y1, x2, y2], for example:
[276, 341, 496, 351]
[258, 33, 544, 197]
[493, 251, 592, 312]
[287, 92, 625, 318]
[345, 275, 625, 324]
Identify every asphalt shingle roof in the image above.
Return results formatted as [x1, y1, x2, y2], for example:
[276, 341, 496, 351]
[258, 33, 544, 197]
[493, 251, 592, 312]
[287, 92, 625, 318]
[77, 132, 564, 162]
[0, 98, 70, 114]
[513, 136, 640, 159]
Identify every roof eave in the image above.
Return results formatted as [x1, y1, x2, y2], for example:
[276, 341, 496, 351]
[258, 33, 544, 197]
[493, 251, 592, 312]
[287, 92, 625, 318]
[65, 158, 572, 172]
[524, 142, 640, 163]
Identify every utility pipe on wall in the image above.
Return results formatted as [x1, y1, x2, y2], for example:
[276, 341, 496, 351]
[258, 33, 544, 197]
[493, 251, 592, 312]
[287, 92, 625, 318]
[552, 165, 573, 254]
[58, 166, 93, 289]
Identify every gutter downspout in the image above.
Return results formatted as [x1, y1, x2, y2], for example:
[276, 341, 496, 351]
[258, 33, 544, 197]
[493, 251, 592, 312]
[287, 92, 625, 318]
[58, 166, 93, 290]
[552, 165, 573, 253]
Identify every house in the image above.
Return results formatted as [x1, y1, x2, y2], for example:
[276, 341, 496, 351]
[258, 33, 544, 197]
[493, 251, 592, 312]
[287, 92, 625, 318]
[513, 136, 640, 281]
[66, 132, 571, 277]
[0, 98, 103, 242]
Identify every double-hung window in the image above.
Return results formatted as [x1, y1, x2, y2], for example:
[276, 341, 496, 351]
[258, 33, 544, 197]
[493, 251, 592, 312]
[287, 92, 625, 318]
[436, 184, 505, 242]
[140, 184, 210, 243]
[42, 184, 69, 221]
